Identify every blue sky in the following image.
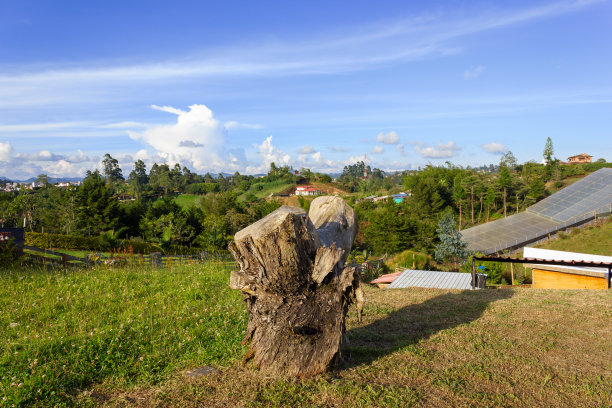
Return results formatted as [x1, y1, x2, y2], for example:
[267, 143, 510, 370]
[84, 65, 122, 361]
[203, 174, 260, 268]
[0, 0, 611, 179]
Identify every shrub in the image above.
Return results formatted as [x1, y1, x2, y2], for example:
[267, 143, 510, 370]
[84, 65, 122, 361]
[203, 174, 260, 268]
[25, 232, 162, 254]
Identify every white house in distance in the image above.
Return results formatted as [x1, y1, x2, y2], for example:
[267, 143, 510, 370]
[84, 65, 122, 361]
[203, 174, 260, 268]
[295, 185, 322, 196]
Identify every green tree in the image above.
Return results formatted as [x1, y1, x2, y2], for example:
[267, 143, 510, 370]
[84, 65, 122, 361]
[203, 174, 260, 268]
[102, 153, 124, 182]
[498, 166, 512, 217]
[434, 210, 469, 270]
[76, 170, 120, 235]
[453, 175, 466, 229]
[128, 159, 148, 199]
[499, 151, 517, 170]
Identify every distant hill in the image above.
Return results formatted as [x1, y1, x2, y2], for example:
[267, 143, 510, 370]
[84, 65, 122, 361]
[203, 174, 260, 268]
[16, 176, 82, 184]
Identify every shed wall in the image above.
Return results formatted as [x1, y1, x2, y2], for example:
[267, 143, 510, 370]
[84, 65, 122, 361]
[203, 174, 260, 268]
[532, 268, 608, 289]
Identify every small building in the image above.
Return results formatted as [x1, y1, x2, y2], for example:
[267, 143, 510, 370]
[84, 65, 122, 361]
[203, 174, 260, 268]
[392, 193, 409, 203]
[385, 269, 487, 290]
[295, 185, 322, 196]
[524, 247, 611, 290]
[567, 153, 593, 164]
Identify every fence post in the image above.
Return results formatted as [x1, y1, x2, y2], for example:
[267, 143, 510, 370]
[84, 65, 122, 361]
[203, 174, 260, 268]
[150, 252, 162, 268]
[471, 257, 476, 290]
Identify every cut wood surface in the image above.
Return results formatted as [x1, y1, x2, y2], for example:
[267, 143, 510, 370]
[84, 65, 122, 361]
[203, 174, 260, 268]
[229, 196, 360, 377]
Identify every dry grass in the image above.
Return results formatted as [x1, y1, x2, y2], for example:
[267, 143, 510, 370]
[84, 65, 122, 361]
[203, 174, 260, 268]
[89, 286, 612, 408]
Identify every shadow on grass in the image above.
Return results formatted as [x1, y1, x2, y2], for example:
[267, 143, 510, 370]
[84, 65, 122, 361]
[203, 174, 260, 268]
[342, 289, 514, 368]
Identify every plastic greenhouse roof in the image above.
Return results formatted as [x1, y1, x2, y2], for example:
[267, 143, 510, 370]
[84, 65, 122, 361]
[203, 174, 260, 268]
[461, 168, 612, 255]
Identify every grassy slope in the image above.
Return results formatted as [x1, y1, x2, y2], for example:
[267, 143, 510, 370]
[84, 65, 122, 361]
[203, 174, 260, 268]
[238, 179, 296, 201]
[172, 194, 199, 209]
[3, 264, 611, 407]
[536, 218, 612, 256]
[0, 263, 246, 407]
[101, 288, 609, 407]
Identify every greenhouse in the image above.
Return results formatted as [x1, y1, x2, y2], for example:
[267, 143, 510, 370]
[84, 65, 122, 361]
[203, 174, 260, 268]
[461, 168, 612, 255]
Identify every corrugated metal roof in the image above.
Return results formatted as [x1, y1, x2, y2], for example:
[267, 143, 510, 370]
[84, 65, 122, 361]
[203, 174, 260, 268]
[387, 269, 477, 290]
[370, 271, 403, 284]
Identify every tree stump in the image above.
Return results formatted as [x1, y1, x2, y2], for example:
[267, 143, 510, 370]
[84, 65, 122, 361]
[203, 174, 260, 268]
[228, 196, 360, 377]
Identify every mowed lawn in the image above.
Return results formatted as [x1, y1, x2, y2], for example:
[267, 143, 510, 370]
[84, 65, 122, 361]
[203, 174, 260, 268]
[1, 264, 611, 407]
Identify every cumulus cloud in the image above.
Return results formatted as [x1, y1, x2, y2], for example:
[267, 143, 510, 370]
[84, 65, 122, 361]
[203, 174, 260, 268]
[376, 131, 399, 144]
[129, 104, 232, 172]
[255, 136, 291, 169]
[371, 145, 384, 154]
[482, 142, 509, 154]
[414, 141, 461, 158]
[464, 65, 485, 79]
[0, 142, 14, 162]
[328, 146, 348, 152]
[297, 145, 316, 154]
[17, 150, 65, 161]
[397, 144, 405, 156]
[178, 140, 204, 148]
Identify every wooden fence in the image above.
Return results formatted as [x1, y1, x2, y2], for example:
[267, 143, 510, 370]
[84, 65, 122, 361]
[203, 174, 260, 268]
[21, 245, 235, 269]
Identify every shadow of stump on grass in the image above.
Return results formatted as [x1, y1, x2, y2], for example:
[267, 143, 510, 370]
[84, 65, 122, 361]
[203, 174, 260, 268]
[341, 289, 514, 369]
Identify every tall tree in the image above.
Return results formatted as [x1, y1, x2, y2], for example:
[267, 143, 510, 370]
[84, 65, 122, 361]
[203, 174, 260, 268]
[128, 159, 148, 198]
[76, 170, 120, 235]
[102, 153, 124, 182]
[498, 166, 512, 218]
[453, 175, 466, 229]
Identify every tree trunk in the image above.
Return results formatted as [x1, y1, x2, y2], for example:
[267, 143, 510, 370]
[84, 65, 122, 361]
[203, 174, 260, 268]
[471, 186, 474, 224]
[503, 187, 507, 218]
[228, 196, 361, 377]
[457, 200, 462, 231]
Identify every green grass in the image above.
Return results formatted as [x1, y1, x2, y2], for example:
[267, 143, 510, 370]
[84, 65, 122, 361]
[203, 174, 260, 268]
[537, 217, 612, 255]
[0, 262, 247, 407]
[172, 194, 199, 209]
[108, 286, 612, 408]
[2, 263, 611, 407]
[238, 180, 296, 201]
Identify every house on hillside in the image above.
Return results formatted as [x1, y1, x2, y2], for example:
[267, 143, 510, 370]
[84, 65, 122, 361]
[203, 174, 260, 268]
[524, 247, 611, 290]
[567, 153, 592, 164]
[295, 185, 322, 196]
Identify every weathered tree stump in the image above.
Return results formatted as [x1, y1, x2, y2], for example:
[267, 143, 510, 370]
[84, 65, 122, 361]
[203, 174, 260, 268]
[228, 196, 361, 377]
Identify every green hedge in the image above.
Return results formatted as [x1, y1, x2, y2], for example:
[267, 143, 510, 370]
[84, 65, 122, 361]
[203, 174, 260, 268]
[26, 232, 103, 251]
[25, 232, 162, 254]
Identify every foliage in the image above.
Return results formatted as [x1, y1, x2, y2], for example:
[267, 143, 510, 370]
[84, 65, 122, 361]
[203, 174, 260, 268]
[434, 210, 469, 267]
[0, 239, 23, 266]
[76, 170, 120, 235]
[25, 232, 161, 254]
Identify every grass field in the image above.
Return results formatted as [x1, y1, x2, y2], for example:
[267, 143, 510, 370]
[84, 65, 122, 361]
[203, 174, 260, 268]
[238, 180, 296, 201]
[172, 194, 199, 209]
[2, 264, 611, 407]
[536, 217, 612, 255]
[0, 263, 246, 407]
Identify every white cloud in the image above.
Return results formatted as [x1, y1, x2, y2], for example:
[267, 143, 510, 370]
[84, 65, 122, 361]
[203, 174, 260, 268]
[482, 142, 509, 154]
[414, 141, 461, 158]
[224, 121, 262, 130]
[17, 150, 65, 162]
[376, 131, 400, 144]
[397, 144, 405, 156]
[0, 142, 14, 162]
[255, 136, 291, 170]
[129, 104, 233, 172]
[151, 104, 186, 115]
[371, 145, 385, 154]
[464, 65, 485, 79]
[328, 146, 349, 152]
[297, 145, 316, 154]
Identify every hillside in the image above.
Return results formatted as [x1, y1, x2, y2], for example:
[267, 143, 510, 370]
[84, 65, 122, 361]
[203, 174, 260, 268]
[536, 217, 612, 256]
[3, 263, 610, 407]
